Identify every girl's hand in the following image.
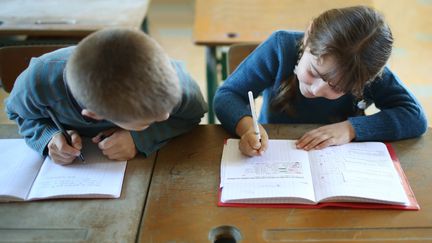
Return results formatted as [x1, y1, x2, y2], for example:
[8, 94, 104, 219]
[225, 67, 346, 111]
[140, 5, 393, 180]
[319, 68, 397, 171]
[236, 116, 269, 157]
[296, 121, 356, 151]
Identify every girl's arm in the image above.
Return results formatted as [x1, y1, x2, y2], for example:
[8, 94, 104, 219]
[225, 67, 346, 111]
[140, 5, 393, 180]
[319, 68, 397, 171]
[348, 67, 427, 141]
[214, 31, 302, 135]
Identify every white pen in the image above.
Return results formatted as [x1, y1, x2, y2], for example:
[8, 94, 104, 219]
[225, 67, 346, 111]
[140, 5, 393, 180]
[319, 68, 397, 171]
[248, 91, 261, 142]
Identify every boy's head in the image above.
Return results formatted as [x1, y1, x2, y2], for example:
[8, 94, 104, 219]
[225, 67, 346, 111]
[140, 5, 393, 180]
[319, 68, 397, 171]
[66, 28, 181, 130]
[298, 5, 393, 98]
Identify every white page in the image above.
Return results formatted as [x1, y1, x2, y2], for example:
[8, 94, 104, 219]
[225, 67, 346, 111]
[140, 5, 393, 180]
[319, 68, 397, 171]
[309, 142, 408, 205]
[0, 139, 44, 201]
[221, 139, 316, 204]
[27, 139, 127, 200]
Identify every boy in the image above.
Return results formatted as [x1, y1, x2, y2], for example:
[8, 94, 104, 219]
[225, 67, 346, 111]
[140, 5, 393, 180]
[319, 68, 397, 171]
[5, 28, 207, 164]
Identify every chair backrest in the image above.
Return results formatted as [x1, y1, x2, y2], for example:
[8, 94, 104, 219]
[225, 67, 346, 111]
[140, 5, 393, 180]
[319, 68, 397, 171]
[0, 45, 69, 93]
[227, 43, 259, 75]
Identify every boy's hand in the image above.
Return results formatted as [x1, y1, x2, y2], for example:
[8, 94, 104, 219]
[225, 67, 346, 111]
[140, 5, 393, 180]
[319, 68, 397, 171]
[93, 129, 137, 161]
[48, 130, 82, 165]
[296, 121, 356, 151]
[236, 116, 269, 157]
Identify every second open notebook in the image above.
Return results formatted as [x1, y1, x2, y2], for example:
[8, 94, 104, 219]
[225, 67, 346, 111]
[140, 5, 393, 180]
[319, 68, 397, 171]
[0, 139, 127, 202]
[219, 139, 418, 210]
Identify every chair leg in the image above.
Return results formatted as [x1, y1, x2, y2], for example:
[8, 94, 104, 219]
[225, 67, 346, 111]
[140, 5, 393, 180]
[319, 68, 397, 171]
[206, 46, 217, 124]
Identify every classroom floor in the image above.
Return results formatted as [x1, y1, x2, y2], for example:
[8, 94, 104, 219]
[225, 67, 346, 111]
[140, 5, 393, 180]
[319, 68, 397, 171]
[1, 0, 431, 126]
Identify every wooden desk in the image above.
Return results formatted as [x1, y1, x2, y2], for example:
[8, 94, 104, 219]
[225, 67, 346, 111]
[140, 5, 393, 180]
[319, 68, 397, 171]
[139, 124, 432, 242]
[0, 124, 155, 242]
[0, 0, 150, 37]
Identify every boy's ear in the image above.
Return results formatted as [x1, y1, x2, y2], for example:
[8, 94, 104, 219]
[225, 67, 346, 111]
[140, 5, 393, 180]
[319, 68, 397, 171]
[81, 109, 104, 120]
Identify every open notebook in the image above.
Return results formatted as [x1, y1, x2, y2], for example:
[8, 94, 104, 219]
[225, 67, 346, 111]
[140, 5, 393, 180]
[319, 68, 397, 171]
[219, 139, 418, 210]
[0, 139, 127, 202]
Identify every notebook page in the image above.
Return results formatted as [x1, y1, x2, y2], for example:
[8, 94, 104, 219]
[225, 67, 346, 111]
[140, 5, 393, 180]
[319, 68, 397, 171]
[309, 142, 408, 204]
[27, 139, 126, 200]
[221, 139, 316, 203]
[0, 139, 44, 201]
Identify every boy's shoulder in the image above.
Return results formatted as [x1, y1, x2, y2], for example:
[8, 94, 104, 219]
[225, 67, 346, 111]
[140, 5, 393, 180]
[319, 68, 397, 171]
[35, 46, 75, 64]
[10, 46, 77, 103]
[169, 59, 192, 85]
[25, 46, 76, 80]
[169, 59, 186, 71]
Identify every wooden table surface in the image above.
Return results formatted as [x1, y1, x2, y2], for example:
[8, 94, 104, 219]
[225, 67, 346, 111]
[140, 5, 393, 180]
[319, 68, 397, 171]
[0, 124, 155, 242]
[0, 0, 150, 37]
[193, 0, 372, 46]
[139, 124, 432, 243]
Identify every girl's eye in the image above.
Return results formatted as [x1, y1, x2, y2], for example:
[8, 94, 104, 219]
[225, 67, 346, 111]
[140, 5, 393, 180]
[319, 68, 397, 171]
[327, 82, 336, 88]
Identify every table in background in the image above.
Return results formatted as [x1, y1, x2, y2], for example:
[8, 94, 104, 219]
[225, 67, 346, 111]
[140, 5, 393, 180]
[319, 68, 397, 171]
[0, 0, 151, 45]
[0, 124, 156, 242]
[139, 124, 432, 242]
[193, 0, 372, 123]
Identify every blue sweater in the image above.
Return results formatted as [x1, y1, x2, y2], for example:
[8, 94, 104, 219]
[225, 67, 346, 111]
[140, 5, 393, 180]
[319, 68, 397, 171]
[214, 31, 427, 141]
[5, 46, 207, 156]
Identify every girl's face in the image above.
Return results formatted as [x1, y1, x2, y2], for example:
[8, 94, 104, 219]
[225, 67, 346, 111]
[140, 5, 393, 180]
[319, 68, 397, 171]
[296, 49, 345, 99]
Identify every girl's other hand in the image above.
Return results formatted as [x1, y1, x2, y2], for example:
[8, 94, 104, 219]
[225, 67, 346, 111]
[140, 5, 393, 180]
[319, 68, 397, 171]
[296, 121, 356, 151]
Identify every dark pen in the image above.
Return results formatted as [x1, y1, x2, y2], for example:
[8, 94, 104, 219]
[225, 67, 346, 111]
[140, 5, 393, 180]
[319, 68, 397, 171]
[46, 107, 85, 162]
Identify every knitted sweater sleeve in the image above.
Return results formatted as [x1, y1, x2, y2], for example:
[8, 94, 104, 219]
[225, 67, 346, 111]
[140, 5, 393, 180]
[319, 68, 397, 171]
[348, 67, 428, 141]
[5, 58, 60, 155]
[130, 65, 207, 157]
[214, 31, 288, 135]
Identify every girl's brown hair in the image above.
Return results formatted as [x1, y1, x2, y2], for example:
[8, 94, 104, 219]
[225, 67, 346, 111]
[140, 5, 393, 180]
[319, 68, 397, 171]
[272, 6, 393, 114]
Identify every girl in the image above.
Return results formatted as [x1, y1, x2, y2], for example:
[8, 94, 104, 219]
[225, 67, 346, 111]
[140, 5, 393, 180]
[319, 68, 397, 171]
[214, 6, 427, 157]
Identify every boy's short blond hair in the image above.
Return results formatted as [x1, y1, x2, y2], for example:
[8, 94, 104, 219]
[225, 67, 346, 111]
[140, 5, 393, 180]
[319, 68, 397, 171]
[66, 28, 181, 122]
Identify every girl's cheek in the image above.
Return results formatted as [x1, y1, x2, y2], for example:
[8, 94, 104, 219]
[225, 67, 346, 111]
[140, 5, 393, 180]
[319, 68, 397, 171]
[297, 71, 311, 85]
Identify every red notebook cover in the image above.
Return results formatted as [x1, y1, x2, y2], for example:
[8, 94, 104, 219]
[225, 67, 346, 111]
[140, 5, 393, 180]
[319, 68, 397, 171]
[218, 143, 419, 210]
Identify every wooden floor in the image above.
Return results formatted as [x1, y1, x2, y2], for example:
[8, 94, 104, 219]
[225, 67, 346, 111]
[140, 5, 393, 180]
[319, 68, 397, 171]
[1, 0, 431, 126]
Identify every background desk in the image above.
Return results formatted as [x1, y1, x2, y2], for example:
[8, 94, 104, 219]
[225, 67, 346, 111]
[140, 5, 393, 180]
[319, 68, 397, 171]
[139, 124, 432, 242]
[0, 124, 155, 242]
[0, 0, 150, 44]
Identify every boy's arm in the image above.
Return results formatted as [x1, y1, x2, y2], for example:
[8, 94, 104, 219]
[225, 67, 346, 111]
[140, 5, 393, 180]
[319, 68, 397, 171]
[5, 61, 60, 155]
[348, 67, 428, 141]
[130, 76, 207, 157]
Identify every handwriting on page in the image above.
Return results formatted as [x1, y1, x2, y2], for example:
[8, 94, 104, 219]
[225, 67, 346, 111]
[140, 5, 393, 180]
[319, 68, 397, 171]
[225, 140, 309, 180]
[310, 142, 408, 202]
[221, 139, 317, 203]
[34, 162, 116, 188]
[238, 161, 302, 179]
[27, 139, 126, 199]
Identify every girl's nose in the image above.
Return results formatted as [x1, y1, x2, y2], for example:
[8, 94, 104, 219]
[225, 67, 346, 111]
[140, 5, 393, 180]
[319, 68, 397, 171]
[310, 79, 325, 95]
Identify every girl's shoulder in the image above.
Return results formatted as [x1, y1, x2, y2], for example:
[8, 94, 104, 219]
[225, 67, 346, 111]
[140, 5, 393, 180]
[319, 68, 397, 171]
[269, 30, 304, 44]
[370, 66, 401, 87]
[263, 30, 304, 63]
